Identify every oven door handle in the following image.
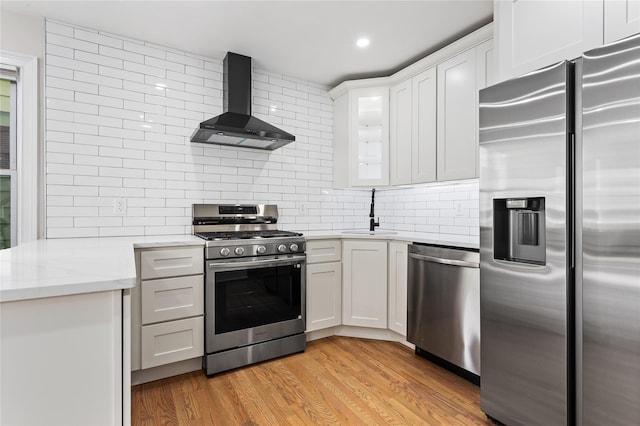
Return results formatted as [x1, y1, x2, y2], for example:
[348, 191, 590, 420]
[207, 255, 306, 270]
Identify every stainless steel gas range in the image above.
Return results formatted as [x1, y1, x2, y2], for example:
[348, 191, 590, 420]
[192, 204, 306, 376]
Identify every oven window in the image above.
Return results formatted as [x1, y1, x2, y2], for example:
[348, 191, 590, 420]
[215, 264, 302, 334]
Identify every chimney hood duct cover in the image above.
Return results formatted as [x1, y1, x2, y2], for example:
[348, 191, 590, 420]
[190, 52, 295, 150]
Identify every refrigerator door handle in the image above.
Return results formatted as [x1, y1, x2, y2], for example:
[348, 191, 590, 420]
[569, 132, 576, 270]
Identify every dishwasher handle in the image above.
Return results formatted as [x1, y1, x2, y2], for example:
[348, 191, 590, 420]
[408, 252, 479, 268]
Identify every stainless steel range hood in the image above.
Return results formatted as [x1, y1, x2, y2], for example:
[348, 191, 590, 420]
[190, 52, 295, 150]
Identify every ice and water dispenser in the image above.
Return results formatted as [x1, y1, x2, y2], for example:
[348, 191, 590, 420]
[493, 197, 546, 265]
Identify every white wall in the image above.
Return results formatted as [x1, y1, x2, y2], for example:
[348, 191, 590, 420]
[44, 20, 479, 244]
[1, 9, 46, 238]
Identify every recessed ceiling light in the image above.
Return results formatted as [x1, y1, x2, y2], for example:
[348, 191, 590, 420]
[356, 38, 370, 48]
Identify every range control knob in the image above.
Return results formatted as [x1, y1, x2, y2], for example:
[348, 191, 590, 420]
[277, 244, 288, 253]
[220, 247, 230, 257]
[289, 243, 299, 252]
[234, 247, 245, 256]
[256, 245, 267, 254]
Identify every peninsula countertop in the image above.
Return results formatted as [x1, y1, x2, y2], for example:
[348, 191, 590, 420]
[0, 235, 204, 303]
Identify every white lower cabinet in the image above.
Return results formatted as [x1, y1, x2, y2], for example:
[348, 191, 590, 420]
[387, 242, 408, 337]
[141, 316, 204, 369]
[342, 240, 388, 329]
[0, 290, 127, 426]
[132, 245, 204, 372]
[306, 240, 342, 332]
[141, 275, 203, 324]
[307, 262, 342, 331]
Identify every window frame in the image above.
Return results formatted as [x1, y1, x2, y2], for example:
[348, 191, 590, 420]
[0, 76, 18, 247]
[0, 50, 38, 246]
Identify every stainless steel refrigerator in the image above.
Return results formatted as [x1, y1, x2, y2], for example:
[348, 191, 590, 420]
[479, 33, 640, 426]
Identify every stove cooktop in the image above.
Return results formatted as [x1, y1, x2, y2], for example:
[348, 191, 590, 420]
[195, 230, 303, 241]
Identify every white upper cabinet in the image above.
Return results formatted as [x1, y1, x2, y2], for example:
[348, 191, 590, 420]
[495, 0, 640, 83]
[390, 79, 413, 185]
[333, 85, 390, 188]
[604, 0, 640, 43]
[495, 0, 604, 82]
[331, 23, 492, 188]
[389, 67, 437, 186]
[437, 48, 478, 181]
[411, 68, 438, 183]
[476, 39, 495, 90]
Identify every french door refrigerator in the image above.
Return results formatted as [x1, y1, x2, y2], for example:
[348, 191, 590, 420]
[479, 32, 640, 426]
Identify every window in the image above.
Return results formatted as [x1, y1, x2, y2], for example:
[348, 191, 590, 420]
[0, 51, 38, 248]
[0, 74, 17, 249]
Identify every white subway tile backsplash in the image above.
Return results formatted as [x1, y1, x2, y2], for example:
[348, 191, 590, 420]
[99, 65, 144, 83]
[48, 141, 97, 156]
[99, 126, 143, 140]
[74, 28, 123, 49]
[49, 120, 98, 136]
[45, 20, 479, 242]
[75, 70, 123, 89]
[73, 93, 121, 110]
[74, 153, 122, 167]
[47, 32, 98, 53]
[99, 166, 143, 178]
[46, 21, 74, 37]
[47, 108, 74, 122]
[99, 146, 144, 159]
[74, 112, 122, 128]
[47, 65, 74, 80]
[46, 43, 74, 58]
[145, 56, 185, 73]
[167, 70, 204, 86]
[47, 54, 98, 74]
[75, 134, 122, 148]
[46, 76, 98, 95]
[75, 50, 123, 69]
[123, 40, 166, 59]
[166, 51, 203, 68]
[123, 60, 166, 78]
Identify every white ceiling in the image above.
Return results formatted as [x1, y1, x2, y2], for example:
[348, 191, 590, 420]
[1, 1, 493, 87]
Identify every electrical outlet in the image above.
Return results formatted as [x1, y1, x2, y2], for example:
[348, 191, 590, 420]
[114, 198, 127, 215]
[454, 201, 465, 217]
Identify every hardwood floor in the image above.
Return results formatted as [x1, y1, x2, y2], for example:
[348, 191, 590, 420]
[131, 336, 491, 425]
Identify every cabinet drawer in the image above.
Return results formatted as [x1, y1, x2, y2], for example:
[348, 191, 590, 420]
[141, 275, 203, 325]
[141, 316, 204, 369]
[140, 247, 203, 280]
[307, 240, 341, 264]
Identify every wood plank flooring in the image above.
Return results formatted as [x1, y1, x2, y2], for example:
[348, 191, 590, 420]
[131, 336, 491, 425]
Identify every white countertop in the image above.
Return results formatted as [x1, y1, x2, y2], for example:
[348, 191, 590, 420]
[1, 231, 476, 303]
[0, 235, 203, 303]
[301, 229, 479, 250]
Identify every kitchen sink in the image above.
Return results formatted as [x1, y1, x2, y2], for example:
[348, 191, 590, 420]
[341, 230, 398, 235]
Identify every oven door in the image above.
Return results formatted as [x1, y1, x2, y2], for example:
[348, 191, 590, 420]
[205, 254, 306, 354]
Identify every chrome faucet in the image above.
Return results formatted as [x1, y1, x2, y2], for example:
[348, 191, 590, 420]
[369, 188, 379, 232]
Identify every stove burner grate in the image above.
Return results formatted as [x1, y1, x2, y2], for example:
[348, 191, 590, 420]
[195, 230, 303, 241]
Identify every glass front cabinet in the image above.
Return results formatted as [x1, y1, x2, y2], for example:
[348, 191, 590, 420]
[332, 84, 389, 188]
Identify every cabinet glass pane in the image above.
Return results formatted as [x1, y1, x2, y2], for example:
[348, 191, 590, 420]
[357, 96, 384, 181]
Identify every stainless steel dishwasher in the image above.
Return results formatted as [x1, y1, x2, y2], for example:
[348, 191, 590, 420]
[407, 243, 480, 382]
